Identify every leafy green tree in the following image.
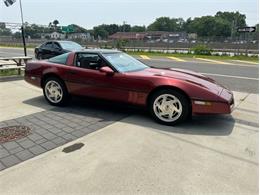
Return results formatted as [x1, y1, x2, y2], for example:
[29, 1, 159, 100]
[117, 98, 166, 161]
[185, 16, 231, 37]
[0, 22, 12, 36]
[0, 28, 12, 36]
[0, 22, 6, 29]
[147, 17, 176, 31]
[147, 17, 185, 32]
[13, 31, 21, 39]
[119, 24, 131, 32]
[93, 26, 109, 39]
[53, 20, 59, 27]
[215, 11, 246, 27]
[131, 25, 146, 32]
[106, 24, 120, 34]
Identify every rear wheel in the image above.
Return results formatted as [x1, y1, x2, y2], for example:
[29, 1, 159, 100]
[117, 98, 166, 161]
[43, 77, 69, 106]
[149, 89, 190, 125]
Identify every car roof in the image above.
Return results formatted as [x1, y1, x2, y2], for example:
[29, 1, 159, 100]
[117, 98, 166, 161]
[75, 48, 122, 54]
[55, 40, 76, 43]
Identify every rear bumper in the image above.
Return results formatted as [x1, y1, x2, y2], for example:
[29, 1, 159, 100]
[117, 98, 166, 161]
[192, 90, 234, 114]
[24, 74, 41, 88]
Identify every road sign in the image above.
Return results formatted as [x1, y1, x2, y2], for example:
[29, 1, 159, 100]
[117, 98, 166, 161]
[61, 25, 74, 33]
[237, 27, 256, 33]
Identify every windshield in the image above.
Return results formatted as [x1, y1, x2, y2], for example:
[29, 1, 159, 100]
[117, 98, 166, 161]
[59, 41, 83, 50]
[102, 52, 148, 72]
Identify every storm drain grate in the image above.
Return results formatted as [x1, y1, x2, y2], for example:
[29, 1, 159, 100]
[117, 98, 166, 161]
[62, 143, 85, 153]
[0, 126, 31, 143]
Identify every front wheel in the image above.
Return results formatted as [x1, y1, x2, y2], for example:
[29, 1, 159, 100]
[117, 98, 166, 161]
[149, 89, 190, 125]
[43, 77, 69, 106]
[36, 52, 43, 60]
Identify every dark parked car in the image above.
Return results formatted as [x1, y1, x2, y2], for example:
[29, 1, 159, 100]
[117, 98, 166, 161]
[35, 41, 83, 60]
[25, 49, 234, 125]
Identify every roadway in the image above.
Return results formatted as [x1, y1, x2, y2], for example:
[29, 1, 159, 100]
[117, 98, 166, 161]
[0, 47, 258, 93]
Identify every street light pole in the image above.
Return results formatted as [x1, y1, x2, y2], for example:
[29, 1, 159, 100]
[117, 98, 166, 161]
[19, 0, 27, 56]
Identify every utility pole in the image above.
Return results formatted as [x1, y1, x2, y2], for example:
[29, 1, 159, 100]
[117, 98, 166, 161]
[19, 0, 27, 56]
[3, 0, 27, 56]
[123, 21, 126, 32]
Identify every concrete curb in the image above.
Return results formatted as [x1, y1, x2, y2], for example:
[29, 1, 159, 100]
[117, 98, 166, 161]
[0, 75, 24, 82]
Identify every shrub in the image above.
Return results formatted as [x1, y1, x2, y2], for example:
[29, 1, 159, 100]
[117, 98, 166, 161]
[191, 44, 212, 55]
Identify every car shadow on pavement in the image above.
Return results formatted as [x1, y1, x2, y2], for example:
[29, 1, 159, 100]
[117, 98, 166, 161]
[124, 114, 235, 136]
[23, 96, 235, 136]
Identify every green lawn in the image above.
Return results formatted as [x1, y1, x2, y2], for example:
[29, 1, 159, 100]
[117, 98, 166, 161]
[0, 69, 20, 76]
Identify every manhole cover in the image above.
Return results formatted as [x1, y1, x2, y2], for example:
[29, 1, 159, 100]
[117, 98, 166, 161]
[0, 126, 31, 143]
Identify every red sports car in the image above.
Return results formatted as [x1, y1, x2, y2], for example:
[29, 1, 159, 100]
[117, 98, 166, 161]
[25, 49, 234, 125]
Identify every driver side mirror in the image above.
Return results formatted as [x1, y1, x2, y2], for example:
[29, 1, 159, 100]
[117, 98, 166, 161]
[99, 66, 114, 76]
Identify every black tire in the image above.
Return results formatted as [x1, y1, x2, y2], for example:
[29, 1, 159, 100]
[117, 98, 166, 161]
[43, 77, 69, 106]
[148, 89, 190, 125]
[37, 53, 43, 60]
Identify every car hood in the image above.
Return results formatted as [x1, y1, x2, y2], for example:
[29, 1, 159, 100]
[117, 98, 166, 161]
[134, 67, 225, 95]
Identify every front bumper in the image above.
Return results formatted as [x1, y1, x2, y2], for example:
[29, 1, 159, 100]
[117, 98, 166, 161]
[192, 89, 234, 114]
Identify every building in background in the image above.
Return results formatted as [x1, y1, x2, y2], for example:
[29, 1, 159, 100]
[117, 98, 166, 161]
[109, 31, 190, 43]
[50, 32, 65, 39]
[108, 32, 147, 40]
[67, 32, 91, 40]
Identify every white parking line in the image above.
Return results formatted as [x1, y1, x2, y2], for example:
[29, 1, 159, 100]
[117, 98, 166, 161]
[201, 72, 258, 81]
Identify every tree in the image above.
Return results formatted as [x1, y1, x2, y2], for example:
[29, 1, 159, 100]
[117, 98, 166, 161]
[0, 23, 12, 36]
[0, 28, 12, 36]
[53, 20, 59, 27]
[106, 24, 120, 34]
[0, 22, 6, 29]
[93, 26, 109, 39]
[185, 16, 231, 37]
[148, 17, 174, 31]
[13, 31, 21, 39]
[119, 24, 131, 32]
[147, 17, 184, 32]
[131, 25, 146, 32]
[215, 11, 246, 28]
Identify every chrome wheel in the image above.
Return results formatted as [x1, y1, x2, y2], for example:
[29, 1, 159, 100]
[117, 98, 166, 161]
[153, 94, 182, 122]
[44, 80, 63, 104]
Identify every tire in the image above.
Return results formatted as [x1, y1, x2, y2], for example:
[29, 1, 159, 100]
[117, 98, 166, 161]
[148, 89, 190, 125]
[43, 77, 69, 106]
[37, 53, 43, 60]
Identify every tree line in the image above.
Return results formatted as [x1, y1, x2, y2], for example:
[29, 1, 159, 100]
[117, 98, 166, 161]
[92, 11, 258, 39]
[0, 11, 258, 40]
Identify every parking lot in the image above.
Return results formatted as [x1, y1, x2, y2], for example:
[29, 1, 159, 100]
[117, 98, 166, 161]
[0, 79, 258, 194]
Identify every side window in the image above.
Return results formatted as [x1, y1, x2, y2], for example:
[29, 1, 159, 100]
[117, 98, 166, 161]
[76, 53, 105, 70]
[43, 42, 53, 49]
[48, 53, 69, 65]
[53, 42, 61, 50]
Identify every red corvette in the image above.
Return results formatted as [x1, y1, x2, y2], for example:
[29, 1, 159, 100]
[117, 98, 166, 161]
[25, 49, 234, 125]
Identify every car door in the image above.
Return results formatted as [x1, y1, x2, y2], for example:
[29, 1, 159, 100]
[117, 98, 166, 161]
[41, 41, 54, 59]
[52, 42, 64, 57]
[64, 53, 132, 103]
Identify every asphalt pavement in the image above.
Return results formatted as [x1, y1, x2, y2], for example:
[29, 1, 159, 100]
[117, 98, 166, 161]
[0, 47, 258, 93]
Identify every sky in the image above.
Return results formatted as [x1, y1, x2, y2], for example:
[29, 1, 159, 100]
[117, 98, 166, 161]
[0, 0, 259, 29]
